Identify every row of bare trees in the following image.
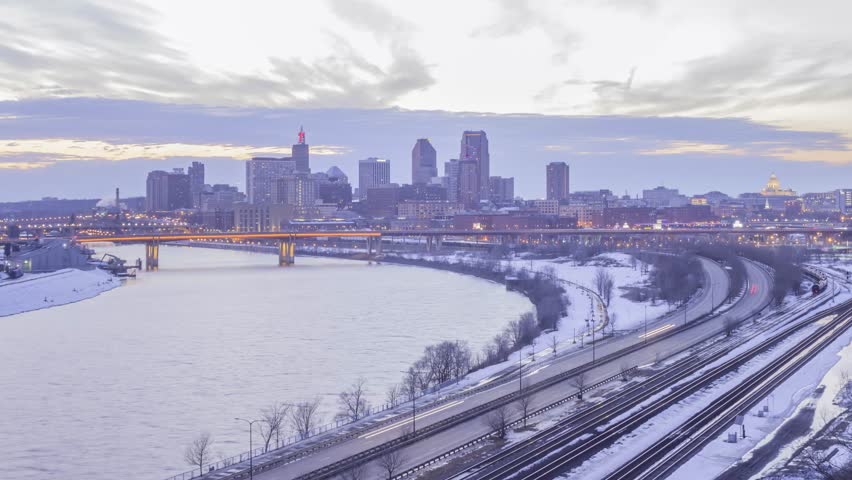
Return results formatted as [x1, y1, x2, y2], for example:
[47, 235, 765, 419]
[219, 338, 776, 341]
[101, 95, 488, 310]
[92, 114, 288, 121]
[184, 398, 325, 474]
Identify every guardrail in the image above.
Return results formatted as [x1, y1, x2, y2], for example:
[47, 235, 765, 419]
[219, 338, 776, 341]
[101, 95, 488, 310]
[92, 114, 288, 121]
[392, 366, 639, 479]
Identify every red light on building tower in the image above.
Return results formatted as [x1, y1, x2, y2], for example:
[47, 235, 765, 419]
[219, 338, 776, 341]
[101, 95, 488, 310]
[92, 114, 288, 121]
[298, 126, 305, 144]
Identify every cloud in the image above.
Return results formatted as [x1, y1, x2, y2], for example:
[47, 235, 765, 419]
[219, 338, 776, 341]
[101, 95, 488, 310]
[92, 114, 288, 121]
[539, 39, 852, 119]
[641, 141, 748, 156]
[471, 0, 581, 63]
[0, 0, 435, 108]
[0, 138, 348, 168]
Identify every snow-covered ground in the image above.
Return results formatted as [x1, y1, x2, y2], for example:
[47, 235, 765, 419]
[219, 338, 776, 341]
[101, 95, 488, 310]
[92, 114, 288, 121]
[507, 252, 673, 332]
[558, 287, 852, 480]
[0, 268, 121, 317]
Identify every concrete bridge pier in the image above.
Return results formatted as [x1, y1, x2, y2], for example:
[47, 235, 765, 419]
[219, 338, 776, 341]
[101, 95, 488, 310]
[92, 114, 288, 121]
[365, 235, 383, 257]
[145, 241, 159, 271]
[278, 237, 295, 266]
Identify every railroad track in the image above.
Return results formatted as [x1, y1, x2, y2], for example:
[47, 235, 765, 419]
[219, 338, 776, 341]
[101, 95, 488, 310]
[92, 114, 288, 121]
[605, 302, 852, 480]
[391, 280, 832, 480]
[511, 299, 852, 480]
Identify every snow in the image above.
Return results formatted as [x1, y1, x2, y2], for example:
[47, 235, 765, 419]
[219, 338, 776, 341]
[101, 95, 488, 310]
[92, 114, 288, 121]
[507, 252, 673, 332]
[0, 268, 121, 317]
[556, 286, 852, 480]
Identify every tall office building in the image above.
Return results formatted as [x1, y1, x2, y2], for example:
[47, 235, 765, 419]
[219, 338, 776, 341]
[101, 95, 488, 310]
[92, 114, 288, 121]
[358, 158, 391, 199]
[411, 138, 437, 185]
[460, 131, 490, 200]
[246, 157, 296, 204]
[546, 162, 570, 202]
[489, 176, 515, 203]
[275, 174, 318, 207]
[187, 161, 205, 208]
[444, 159, 461, 203]
[146, 169, 192, 211]
[292, 126, 310, 173]
[458, 160, 480, 209]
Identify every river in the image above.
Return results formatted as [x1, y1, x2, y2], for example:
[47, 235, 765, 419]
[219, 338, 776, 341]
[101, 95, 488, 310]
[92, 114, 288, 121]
[0, 245, 531, 480]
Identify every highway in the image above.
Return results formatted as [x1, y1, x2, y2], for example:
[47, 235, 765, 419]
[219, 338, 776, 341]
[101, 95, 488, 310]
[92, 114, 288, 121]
[189, 258, 768, 480]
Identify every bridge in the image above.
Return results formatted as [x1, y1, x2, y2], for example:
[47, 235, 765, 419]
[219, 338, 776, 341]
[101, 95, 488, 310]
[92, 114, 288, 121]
[74, 231, 382, 270]
[71, 226, 849, 270]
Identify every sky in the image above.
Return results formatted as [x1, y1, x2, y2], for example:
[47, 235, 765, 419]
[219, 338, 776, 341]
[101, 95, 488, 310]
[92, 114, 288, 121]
[0, 0, 850, 201]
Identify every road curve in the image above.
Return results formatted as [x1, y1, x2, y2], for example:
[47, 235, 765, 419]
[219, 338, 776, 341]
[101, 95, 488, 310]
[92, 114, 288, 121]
[227, 258, 770, 480]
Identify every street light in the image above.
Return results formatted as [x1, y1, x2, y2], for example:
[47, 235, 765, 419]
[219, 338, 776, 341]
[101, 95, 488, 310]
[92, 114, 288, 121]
[401, 369, 420, 435]
[235, 417, 260, 479]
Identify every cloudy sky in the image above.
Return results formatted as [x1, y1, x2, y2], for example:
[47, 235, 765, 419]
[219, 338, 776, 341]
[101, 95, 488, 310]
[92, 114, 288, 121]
[1, 0, 851, 201]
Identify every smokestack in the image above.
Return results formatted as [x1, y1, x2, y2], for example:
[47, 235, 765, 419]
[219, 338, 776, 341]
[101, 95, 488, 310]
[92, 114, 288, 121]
[115, 187, 120, 209]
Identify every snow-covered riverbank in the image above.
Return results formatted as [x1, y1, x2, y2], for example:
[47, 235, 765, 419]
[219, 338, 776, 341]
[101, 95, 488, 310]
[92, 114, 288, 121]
[0, 268, 121, 317]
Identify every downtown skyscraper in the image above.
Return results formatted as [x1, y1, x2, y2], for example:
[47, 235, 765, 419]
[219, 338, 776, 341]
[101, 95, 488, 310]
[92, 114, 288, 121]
[546, 162, 570, 202]
[411, 138, 437, 185]
[292, 126, 310, 173]
[459, 131, 490, 203]
[358, 157, 391, 199]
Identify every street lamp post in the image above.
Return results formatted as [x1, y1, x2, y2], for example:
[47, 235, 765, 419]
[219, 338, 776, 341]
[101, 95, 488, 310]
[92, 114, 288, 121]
[402, 369, 419, 435]
[235, 417, 259, 480]
[710, 283, 714, 314]
[592, 321, 596, 364]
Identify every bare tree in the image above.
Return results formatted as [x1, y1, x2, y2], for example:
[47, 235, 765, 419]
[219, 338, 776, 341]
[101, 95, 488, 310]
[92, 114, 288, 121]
[290, 398, 323, 440]
[258, 402, 290, 452]
[339, 463, 368, 480]
[385, 384, 401, 407]
[594, 268, 615, 307]
[799, 445, 852, 480]
[505, 318, 523, 348]
[338, 377, 371, 422]
[515, 388, 536, 428]
[376, 448, 407, 479]
[184, 432, 214, 475]
[486, 405, 511, 439]
[572, 372, 588, 400]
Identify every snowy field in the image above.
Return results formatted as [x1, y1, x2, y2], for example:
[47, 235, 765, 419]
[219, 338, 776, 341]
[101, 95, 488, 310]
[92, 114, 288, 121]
[0, 268, 121, 317]
[507, 252, 674, 332]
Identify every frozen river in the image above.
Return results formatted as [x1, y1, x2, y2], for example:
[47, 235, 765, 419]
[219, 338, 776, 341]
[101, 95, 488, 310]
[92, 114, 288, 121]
[0, 245, 531, 479]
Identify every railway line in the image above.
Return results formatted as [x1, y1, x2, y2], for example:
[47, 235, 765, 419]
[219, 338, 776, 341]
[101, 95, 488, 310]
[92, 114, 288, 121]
[409, 286, 843, 479]
[490, 300, 852, 480]
[604, 300, 852, 480]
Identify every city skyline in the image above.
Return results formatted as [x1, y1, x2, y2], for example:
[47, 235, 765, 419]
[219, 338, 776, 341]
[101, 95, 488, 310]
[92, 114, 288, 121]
[1, 99, 849, 203]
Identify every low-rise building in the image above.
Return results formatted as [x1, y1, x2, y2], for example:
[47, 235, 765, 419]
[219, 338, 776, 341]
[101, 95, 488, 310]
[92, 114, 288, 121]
[233, 203, 294, 232]
[397, 201, 462, 219]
